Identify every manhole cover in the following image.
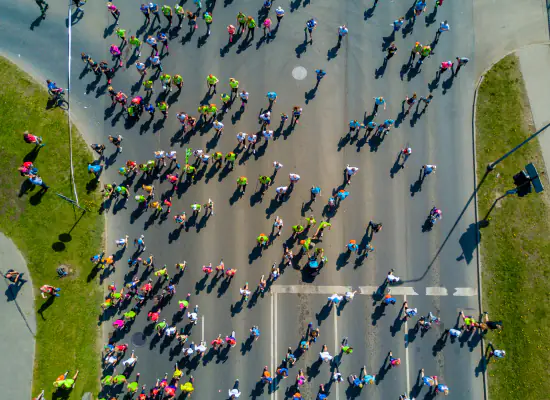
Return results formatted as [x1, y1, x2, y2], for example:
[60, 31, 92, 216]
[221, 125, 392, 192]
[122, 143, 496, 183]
[131, 332, 147, 347]
[292, 66, 307, 80]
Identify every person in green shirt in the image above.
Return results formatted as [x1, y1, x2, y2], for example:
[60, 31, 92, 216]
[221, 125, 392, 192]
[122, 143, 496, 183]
[143, 79, 154, 95]
[173, 74, 184, 90]
[229, 77, 239, 94]
[135, 195, 146, 204]
[246, 16, 257, 38]
[127, 105, 136, 117]
[53, 370, 79, 389]
[129, 35, 142, 56]
[204, 11, 213, 35]
[237, 11, 247, 33]
[127, 380, 139, 393]
[225, 151, 236, 168]
[213, 151, 223, 166]
[161, 4, 173, 26]
[206, 103, 217, 120]
[314, 221, 332, 239]
[115, 28, 127, 45]
[237, 176, 248, 191]
[292, 225, 305, 237]
[259, 175, 272, 190]
[160, 73, 172, 92]
[101, 374, 113, 387]
[306, 215, 317, 227]
[113, 374, 127, 385]
[157, 101, 169, 117]
[185, 164, 196, 180]
[124, 310, 136, 320]
[115, 185, 129, 197]
[174, 4, 185, 26]
[206, 74, 219, 91]
[191, 203, 202, 215]
[156, 319, 167, 335]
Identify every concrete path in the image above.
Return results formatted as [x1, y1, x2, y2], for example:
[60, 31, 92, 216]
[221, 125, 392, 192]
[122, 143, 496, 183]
[518, 44, 550, 171]
[0, 232, 36, 400]
[474, 0, 549, 75]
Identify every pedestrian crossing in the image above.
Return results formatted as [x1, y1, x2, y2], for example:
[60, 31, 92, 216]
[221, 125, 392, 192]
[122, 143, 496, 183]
[269, 284, 478, 296]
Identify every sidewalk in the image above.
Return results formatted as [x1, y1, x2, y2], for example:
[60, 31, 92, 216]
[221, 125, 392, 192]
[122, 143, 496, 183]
[518, 44, 550, 170]
[474, 0, 549, 75]
[0, 232, 36, 400]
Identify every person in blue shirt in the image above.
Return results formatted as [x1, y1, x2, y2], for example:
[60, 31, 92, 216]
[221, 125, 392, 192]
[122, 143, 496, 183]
[373, 96, 386, 115]
[149, 2, 160, 23]
[336, 190, 349, 203]
[392, 17, 405, 31]
[346, 240, 358, 253]
[266, 91, 277, 107]
[88, 163, 103, 179]
[46, 80, 62, 95]
[349, 120, 362, 134]
[310, 185, 321, 201]
[315, 69, 326, 86]
[140, 4, 150, 23]
[29, 174, 49, 190]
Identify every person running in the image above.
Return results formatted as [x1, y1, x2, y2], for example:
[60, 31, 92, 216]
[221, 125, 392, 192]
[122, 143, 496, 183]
[263, 17, 272, 37]
[161, 4, 173, 26]
[435, 20, 450, 40]
[421, 369, 437, 388]
[386, 42, 398, 59]
[392, 17, 405, 32]
[157, 31, 170, 54]
[106, 2, 120, 23]
[455, 57, 470, 74]
[422, 164, 437, 177]
[402, 301, 418, 321]
[275, 6, 284, 25]
[373, 96, 386, 115]
[438, 60, 453, 76]
[237, 176, 248, 192]
[236, 11, 247, 34]
[305, 18, 317, 42]
[206, 74, 219, 92]
[246, 16, 257, 39]
[419, 94, 434, 111]
[345, 164, 359, 184]
[418, 45, 432, 64]
[174, 4, 185, 27]
[115, 27, 127, 46]
[291, 106, 303, 125]
[203, 11, 213, 35]
[337, 25, 348, 44]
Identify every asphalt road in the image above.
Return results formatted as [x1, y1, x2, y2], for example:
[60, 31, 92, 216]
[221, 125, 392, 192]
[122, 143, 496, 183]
[0, 0, 483, 399]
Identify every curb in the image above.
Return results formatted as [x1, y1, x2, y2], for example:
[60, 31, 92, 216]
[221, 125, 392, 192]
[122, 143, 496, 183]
[471, 72, 488, 400]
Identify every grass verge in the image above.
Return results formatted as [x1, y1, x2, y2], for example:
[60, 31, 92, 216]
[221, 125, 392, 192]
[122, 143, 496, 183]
[476, 54, 550, 398]
[0, 57, 103, 398]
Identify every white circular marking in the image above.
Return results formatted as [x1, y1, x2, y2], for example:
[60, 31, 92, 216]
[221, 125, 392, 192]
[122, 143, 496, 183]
[292, 66, 308, 80]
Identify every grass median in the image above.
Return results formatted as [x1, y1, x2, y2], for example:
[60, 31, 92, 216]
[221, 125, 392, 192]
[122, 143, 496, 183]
[0, 57, 103, 398]
[476, 54, 550, 398]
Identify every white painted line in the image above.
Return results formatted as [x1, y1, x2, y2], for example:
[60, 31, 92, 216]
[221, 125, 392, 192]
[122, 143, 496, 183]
[271, 285, 349, 294]
[270, 293, 275, 400]
[333, 309, 340, 400]
[404, 295, 411, 394]
[426, 287, 448, 296]
[201, 315, 205, 342]
[383, 286, 419, 296]
[453, 288, 478, 296]
[358, 286, 380, 294]
[274, 293, 278, 400]
[271, 285, 419, 296]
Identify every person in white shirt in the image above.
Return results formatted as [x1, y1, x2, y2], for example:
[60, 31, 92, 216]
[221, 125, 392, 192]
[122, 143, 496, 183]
[122, 350, 138, 367]
[328, 293, 343, 305]
[345, 165, 359, 184]
[387, 269, 400, 283]
[319, 345, 333, 362]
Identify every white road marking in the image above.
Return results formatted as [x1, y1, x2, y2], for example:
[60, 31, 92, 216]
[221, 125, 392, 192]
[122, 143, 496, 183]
[274, 293, 278, 400]
[271, 285, 419, 295]
[270, 293, 275, 400]
[426, 287, 448, 296]
[333, 310, 340, 400]
[404, 295, 411, 395]
[201, 315, 205, 342]
[453, 287, 478, 296]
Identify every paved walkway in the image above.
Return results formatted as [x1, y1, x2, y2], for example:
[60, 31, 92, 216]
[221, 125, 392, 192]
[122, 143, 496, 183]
[474, 0, 549, 75]
[518, 44, 550, 170]
[0, 232, 36, 400]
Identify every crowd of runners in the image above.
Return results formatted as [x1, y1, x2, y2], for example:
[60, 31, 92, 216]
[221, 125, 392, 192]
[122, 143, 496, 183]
[29, 0, 504, 399]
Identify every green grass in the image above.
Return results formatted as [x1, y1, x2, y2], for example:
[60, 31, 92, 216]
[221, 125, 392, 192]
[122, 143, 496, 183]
[476, 54, 550, 398]
[0, 57, 104, 398]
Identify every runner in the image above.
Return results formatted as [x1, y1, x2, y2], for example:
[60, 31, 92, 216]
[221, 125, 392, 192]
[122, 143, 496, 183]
[305, 18, 317, 42]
